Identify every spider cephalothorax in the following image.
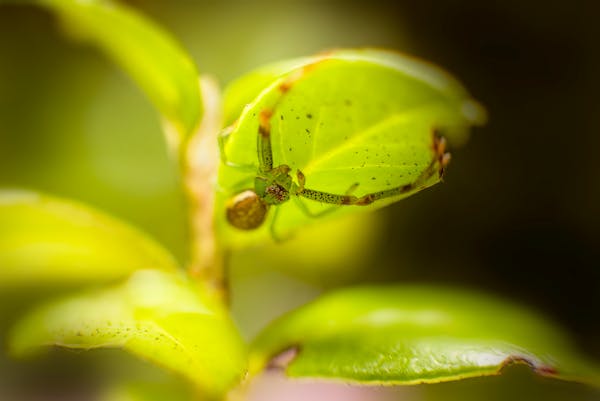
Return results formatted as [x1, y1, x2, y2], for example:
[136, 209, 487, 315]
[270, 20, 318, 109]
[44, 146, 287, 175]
[225, 164, 297, 230]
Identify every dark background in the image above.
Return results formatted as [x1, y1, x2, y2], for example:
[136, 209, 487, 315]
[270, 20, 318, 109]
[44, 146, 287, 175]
[0, 0, 599, 399]
[374, 0, 600, 355]
[349, 0, 600, 353]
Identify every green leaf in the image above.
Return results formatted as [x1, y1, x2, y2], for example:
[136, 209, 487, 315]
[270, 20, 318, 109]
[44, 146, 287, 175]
[222, 56, 315, 126]
[0, 189, 178, 287]
[217, 49, 485, 247]
[26, 0, 202, 145]
[9, 269, 247, 400]
[251, 285, 600, 386]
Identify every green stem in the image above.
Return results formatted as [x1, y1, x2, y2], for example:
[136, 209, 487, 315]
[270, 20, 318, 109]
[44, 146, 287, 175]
[180, 76, 227, 302]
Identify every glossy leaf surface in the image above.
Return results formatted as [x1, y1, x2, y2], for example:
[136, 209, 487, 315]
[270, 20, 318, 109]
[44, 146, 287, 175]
[251, 285, 600, 386]
[28, 0, 202, 144]
[9, 270, 247, 399]
[218, 49, 485, 246]
[222, 56, 315, 126]
[0, 190, 178, 287]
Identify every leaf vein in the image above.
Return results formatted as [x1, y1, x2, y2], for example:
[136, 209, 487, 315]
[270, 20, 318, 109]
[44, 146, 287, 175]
[303, 104, 434, 174]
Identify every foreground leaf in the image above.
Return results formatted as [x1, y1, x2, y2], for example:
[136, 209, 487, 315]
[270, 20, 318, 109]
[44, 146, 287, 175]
[251, 285, 600, 386]
[23, 0, 202, 146]
[218, 49, 485, 247]
[9, 269, 247, 400]
[0, 190, 178, 288]
[241, 368, 600, 401]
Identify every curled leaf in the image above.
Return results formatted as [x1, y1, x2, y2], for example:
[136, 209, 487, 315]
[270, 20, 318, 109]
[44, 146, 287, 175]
[251, 285, 600, 386]
[218, 49, 485, 247]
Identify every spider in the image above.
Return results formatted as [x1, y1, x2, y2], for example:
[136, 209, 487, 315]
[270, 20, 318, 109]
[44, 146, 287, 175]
[221, 69, 451, 236]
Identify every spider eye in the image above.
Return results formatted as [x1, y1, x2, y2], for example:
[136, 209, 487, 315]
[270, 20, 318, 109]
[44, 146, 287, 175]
[266, 184, 289, 203]
[226, 190, 268, 230]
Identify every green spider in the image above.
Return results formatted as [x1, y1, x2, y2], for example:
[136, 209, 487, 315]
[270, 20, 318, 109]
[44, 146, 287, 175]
[221, 74, 451, 235]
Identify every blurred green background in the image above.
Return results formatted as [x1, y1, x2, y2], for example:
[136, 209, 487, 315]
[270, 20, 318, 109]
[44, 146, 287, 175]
[1, 0, 599, 400]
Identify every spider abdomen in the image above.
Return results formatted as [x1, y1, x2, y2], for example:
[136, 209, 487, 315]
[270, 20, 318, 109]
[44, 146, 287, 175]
[226, 190, 269, 230]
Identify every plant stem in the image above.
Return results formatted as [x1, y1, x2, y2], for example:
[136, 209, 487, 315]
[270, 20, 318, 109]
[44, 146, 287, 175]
[182, 76, 227, 302]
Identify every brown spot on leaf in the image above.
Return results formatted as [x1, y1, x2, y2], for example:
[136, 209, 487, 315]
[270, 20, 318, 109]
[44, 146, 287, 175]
[431, 129, 451, 179]
[267, 346, 300, 370]
[302, 60, 323, 74]
[260, 109, 273, 124]
[279, 81, 292, 93]
[536, 365, 559, 375]
[501, 356, 536, 370]
[499, 355, 558, 378]
[259, 109, 274, 137]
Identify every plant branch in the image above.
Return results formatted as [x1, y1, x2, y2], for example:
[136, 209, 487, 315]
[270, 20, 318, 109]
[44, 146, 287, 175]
[181, 76, 227, 302]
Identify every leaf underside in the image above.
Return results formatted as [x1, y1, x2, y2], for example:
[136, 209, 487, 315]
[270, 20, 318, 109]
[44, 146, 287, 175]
[9, 269, 247, 400]
[251, 285, 600, 386]
[218, 49, 485, 247]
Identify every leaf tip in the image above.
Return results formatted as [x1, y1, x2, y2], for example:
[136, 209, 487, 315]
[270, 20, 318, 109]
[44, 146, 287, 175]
[493, 353, 600, 387]
[461, 99, 487, 126]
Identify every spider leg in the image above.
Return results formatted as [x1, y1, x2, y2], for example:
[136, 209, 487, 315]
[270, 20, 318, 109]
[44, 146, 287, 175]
[296, 165, 432, 207]
[294, 171, 360, 217]
[271, 184, 358, 242]
[297, 134, 450, 207]
[268, 204, 293, 242]
[349, 133, 451, 206]
[215, 176, 255, 196]
[256, 68, 314, 174]
[297, 187, 359, 206]
[293, 196, 339, 218]
[351, 157, 438, 206]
